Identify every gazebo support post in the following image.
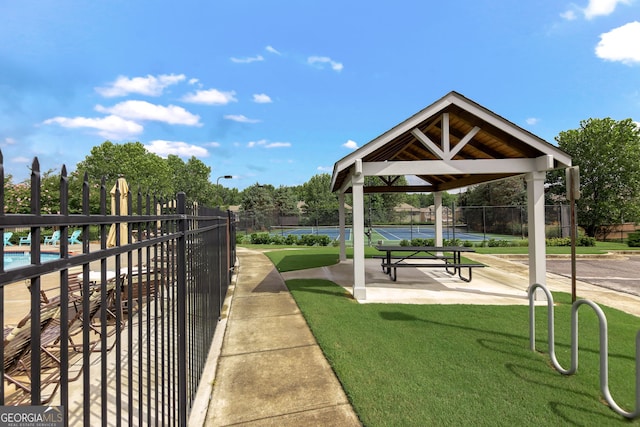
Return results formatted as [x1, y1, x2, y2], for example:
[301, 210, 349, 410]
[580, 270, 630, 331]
[338, 192, 346, 262]
[351, 166, 366, 300]
[434, 191, 443, 246]
[526, 171, 547, 296]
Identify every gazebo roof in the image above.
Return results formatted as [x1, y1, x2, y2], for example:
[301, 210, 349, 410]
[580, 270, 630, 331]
[331, 91, 571, 193]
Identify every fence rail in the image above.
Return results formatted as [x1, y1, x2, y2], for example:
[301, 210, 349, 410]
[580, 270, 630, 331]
[1, 155, 235, 426]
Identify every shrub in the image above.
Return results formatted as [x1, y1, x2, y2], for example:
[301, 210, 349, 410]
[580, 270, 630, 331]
[269, 234, 286, 245]
[250, 233, 272, 244]
[284, 234, 299, 245]
[399, 239, 410, 246]
[628, 231, 640, 247]
[578, 235, 596, 247]
[443, 238, 462, 246]
[298, 234, 331, 246]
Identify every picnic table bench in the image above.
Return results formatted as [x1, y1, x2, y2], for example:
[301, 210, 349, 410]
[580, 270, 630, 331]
[374, 245, 484, 282]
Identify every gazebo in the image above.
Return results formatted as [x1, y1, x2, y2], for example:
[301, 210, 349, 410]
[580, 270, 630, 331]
[330, 91, 572, 300]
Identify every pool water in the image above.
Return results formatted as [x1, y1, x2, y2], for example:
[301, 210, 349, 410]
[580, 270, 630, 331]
[4, 252, 61, 270]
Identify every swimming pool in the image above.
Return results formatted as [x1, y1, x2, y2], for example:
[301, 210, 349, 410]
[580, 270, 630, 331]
[3, 252, 61, 270]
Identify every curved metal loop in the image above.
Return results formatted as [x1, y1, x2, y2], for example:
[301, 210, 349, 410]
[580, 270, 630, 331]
[528, 283, 640, 419]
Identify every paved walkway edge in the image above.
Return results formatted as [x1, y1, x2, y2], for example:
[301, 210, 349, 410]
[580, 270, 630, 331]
[188, 262, 239, 427]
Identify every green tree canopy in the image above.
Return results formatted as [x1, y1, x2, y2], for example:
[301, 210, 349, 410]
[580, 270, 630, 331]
[167, 155, 215, 205]
[241, 183, 276, 230]
[459, 176, 526, 207]
[301, 173, 339, 225]
[74, 141, 172, 194]
[553, 117, 640, 237]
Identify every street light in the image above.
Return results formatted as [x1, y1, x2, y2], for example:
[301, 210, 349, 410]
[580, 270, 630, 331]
[216, 175, 233, 207]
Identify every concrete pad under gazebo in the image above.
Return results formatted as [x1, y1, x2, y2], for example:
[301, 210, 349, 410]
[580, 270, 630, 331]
[330, 91, 572, 301]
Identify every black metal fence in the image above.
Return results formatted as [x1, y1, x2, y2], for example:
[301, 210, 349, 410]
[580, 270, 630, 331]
[1, 155, 235, 425]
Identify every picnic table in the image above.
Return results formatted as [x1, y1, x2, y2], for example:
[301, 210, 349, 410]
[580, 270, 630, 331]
[374, 245, 483, 282]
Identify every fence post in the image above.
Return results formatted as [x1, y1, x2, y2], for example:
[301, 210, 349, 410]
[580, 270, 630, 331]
[176, 192, 188, 425]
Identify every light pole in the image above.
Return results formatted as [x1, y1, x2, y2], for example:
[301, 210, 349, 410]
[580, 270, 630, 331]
[216, 175, 232, 207]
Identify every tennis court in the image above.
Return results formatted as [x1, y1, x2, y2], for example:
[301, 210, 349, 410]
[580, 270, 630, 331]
[270, 225, 515, 244]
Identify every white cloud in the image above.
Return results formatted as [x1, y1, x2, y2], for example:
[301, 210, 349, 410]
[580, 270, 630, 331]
[583, 0, 630, 19]
[96, 100, 201, 126]
[224, 114, 261, 123]
[96, 74, 185, 97]
[230, 55, 264, 63]
[308, 56, 344, 72]
[181, 89, 237, 105]
[252, 93, 272, 103]
[246, 139, 290, 148]
[560, 10, 577, 20]
[11, 156, 31, 164]
[526, 117, 540, 125]
[266, 45, 281, 55]
[595, 21, 640, 64]
[317, 166, 332, 172]
[188, 78, 199, 85]
[2, 137, 17, 145]
[265, 142, 291, 148]
[144, 140, 209, 158]
[205, 141, 221, 147]
[343, 139, 358, 150]
[43, 115, 144, 139]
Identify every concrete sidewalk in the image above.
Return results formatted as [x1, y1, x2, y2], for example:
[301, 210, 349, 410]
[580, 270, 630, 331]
[199, 247, 361, 426]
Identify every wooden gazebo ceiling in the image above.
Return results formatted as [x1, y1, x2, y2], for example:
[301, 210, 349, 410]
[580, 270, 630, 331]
[331, 91, 571, 193]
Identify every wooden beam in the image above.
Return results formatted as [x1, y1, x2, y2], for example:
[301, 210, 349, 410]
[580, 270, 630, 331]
[362, 158, 545, 176]
[449, 126, 480, 159]
[442, 113, 450, 155]
[411, 128, 444, 159]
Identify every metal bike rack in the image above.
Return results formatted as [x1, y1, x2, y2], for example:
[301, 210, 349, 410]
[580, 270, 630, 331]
[528, 283, 640, 419]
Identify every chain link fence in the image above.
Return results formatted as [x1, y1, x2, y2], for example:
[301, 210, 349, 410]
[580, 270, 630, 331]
[236, 204, 574, 240]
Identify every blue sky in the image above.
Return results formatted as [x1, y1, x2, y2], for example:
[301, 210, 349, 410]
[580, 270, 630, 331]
[1, 0, 639, 190]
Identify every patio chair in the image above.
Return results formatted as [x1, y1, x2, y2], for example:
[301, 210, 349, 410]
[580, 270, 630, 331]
[64, 274, 122, 353]
[3, 301, 65, 405]
[18, 233, 31, 246]
[43, 230, 60, 246]
[122, 267, 160, 314]
[68, 230, 82, 245]
[3, 232, 13, 246]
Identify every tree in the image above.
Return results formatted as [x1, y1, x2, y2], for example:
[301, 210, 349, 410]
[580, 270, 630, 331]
[166, 155, 215, 204]
[241, 183, 276, 230]
[553, 118, 640, 237]
[73, 141, 173, 213]
[301, 174, 339, 226]
[458, 176, 526, 207]
[273, 186, 299, 217]
[75, 141, 172, 194]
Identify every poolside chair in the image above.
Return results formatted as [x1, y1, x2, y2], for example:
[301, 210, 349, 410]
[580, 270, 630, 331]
[43, 230, 60, 245]
[68, 230, 82, 245]
[3, 301, 64, 405]
[3, 232, 13, 246]
[122, 267, 161, 314]
[18, 233, 31, 246]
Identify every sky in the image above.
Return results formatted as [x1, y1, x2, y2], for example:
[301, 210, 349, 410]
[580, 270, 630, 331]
[1, 0, 639, 190]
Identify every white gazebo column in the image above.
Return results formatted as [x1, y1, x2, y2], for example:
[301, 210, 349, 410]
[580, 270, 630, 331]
[526, 171, 547, 288]
[338, 192, 346, 261]
[434, 191, 443, 246]
[351, 166, 366, 300]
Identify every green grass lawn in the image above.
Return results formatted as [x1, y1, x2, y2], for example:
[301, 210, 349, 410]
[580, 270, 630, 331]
[286, 280, 640, 426]
[257, 245, 640, 425]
